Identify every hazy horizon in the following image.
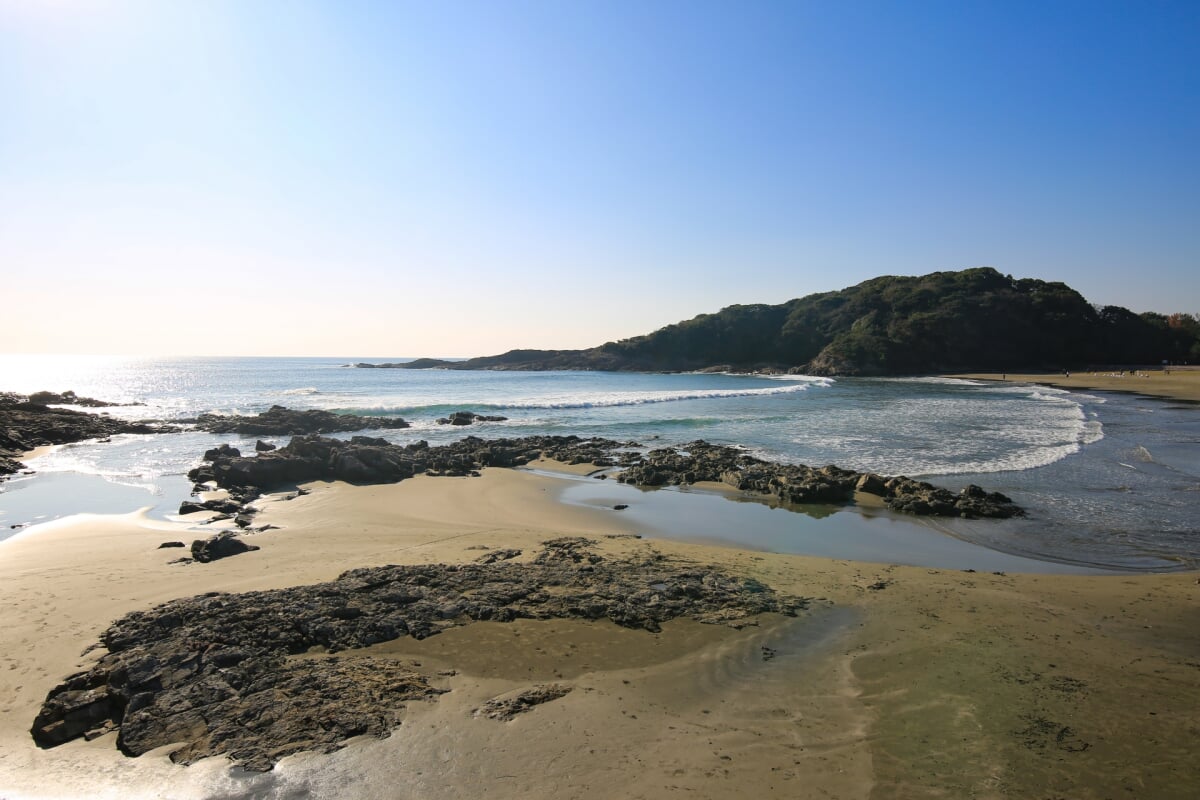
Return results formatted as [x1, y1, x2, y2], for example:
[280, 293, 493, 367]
[4, 1, 1197, 357]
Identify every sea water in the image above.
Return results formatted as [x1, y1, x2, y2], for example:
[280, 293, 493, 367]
[0, 355, 1196, 571]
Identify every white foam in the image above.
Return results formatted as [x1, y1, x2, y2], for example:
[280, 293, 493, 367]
[1029, 390, 1077, 404]
[716, 372, 835, 386]
[493, 383, 819, 409]
[319, 383, 822, 414]
[884, 376, 988, 387]
[783, 386, 1104, 477]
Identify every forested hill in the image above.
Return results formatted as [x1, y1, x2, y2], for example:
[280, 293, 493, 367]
[365, 268, 1200, 376]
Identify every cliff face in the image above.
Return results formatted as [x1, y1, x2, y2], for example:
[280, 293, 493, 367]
[369, 268, 1200, 375]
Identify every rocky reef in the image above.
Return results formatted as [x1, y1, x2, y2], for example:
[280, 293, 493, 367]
[188, 434, 1021, 523]
[193, 405, 410, 435]
[0, 391, 174, 477]
[187, 433, 633, 491]
[24, 390, 131, 408]
[31, 538, 803, 770]
[618, 440, 1023, 519]
[436, 410, 509, 425]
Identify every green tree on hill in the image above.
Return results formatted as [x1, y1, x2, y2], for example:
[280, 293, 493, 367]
[384, 268, 1200, 375]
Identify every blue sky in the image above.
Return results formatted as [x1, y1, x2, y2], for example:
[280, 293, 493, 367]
[2, 0, 1197, 356]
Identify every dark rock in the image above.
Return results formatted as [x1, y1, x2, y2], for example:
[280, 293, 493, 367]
[190, 434, 637, 491]
[254, 440, 276, 452]
[157, 542, 185, 549]
[190, 533, 260, 563]
[613, 504, 629, 511]
[32, 538, 804, 770]
[349, 435, 391, 447]
[855, 473, 888, 495]
[882, 477, 1022, 519]
[180, 498, 241, 516]
[184, 434, 1023, 522]
[201, 499, 242, 514]
[436, 411, 509, 426]
[0, 393, 177, 478]
[354, 358, 457, 369]
[194, 405, 409, 436]
[25, 391, 126, 408]
[202, 444, 241, 461]
[476, 684, 572, 720]
[474, 548, 522, 564]
[616, 440, 1022, 520]
[30, 687, 115, 746]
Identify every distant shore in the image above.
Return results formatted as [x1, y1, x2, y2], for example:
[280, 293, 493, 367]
[946, 367, 1200, 402]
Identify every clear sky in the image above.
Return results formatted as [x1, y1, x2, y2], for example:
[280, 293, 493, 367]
[2, 0, 1197, 357]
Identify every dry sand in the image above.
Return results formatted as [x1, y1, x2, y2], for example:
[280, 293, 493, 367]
[1, 467, 1197, 799]
[948, 367, 1200, 402]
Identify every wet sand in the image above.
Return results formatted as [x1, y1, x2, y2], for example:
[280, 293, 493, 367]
[948, 367, 1200, 402]
[0, 467, 1197, 798]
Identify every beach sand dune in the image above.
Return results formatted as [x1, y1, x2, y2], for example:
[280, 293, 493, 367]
[1, 468, 1197, 799]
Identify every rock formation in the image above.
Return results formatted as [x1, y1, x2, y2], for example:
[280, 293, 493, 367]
[618, 440, 1022, 519]
[186, 434, 1020, 523]
[187, 434, 635, 492]
[189, 532, 260, 563]
[0, 392, 175, 477]
[436, 411, 509, 425]
[31, 538, 804, 770]
[193, 405, 409, 435]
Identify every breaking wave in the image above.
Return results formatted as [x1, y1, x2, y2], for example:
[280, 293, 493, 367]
[492, 383, 820, 409]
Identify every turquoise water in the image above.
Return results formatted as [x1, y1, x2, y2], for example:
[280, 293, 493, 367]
[1, 355, 1196, 570]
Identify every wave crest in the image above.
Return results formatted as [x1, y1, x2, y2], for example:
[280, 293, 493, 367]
[487, 383, 818, 410]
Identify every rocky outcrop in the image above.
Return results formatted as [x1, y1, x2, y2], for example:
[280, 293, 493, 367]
[188, 434, 637, 492]
[185, 434, 1019, 522]
[353, 359, 456, 369]
[194, 405, 409, 435]
[202, 444, 241, 461]
[876, 477, 1019, 518]
[474, 548, 522, 564]
[31, 538, 804, 770]
[615, 440, 1022, 519]
[190, 532, 260, 563]
[25, 390, 131, 408]
[476, 684, 572, 720]
[436, 411, 509, 425]
[0, 392, 176, 477]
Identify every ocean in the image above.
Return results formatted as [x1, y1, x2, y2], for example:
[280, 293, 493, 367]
[1, 355, 1197, 571]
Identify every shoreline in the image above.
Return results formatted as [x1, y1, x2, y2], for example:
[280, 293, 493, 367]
[1, 468, 1197, 798]
[542, 465, 1131, 575]
[945, 367, 1200, 402]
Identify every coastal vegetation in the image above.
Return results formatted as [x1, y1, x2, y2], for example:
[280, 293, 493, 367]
[364, 268, 1200, 375]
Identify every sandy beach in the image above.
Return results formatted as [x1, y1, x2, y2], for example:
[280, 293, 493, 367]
[1, 461, 1197, 800]
[948, 367, 1200, 402]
